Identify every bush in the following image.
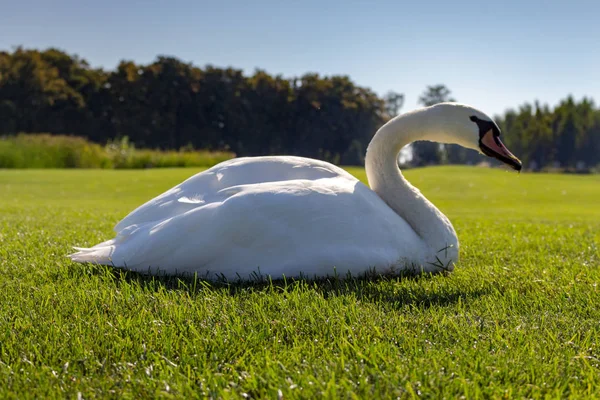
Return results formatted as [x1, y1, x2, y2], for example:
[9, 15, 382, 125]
[0, 134, 234, 169]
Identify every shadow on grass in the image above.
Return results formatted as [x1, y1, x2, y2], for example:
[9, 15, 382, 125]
[67, 262, 493, 310]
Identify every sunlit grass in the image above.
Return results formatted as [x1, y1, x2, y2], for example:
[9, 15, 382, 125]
[1, 166, 599, 398]
[0, 134, 234, 169]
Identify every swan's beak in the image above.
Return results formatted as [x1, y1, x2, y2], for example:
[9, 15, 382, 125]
[479, 130, 522, 171]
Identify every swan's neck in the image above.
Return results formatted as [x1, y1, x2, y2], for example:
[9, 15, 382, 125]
[365, 109, 458, 255]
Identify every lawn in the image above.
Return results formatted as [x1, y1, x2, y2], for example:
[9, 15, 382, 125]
[1, 166, 599, 398]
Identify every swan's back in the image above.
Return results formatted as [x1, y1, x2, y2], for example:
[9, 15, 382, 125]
[114, 156, 355, 231]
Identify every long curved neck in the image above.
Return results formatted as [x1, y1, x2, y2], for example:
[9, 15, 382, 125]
[365, 108, 457, 252]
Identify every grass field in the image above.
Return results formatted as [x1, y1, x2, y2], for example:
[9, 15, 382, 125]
[1, 166, 599, 398]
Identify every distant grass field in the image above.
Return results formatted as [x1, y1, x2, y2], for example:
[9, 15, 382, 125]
[1, 166, 599, 398]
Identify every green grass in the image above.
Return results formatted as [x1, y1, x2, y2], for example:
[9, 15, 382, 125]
[0, 134, 234, 169]
[1, 166, 599, 399]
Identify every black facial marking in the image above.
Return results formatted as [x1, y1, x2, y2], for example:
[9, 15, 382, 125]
[470, 115, 501, 139]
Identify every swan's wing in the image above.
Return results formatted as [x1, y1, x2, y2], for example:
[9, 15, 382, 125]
[114, 156, 356, 232]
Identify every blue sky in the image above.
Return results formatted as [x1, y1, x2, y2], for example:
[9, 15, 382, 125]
[1, 0, 599, 116]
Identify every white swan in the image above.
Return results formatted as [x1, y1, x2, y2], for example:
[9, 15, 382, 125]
[70, 103, 521, 280]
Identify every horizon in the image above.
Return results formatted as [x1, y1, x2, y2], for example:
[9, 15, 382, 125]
[2, 0, 599, 116]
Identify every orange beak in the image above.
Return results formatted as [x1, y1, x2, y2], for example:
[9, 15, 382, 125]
[479, 130, 522, 171]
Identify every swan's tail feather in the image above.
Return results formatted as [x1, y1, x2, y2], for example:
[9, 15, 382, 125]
[68, 245, 116, 265]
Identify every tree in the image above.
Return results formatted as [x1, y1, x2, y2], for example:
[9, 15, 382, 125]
[2, 47, 600, 171]
[384, 91, 404, 119]
[418, 84, 455, 107]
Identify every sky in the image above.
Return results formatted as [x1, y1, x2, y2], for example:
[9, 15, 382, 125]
[1, 0, 599, 116]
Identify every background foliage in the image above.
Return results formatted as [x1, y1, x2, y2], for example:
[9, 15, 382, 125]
[0, 134, 233, 169]
[1, 47, 599, 170]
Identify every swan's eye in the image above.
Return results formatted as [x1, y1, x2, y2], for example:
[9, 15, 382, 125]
[470, 115, 499, 139]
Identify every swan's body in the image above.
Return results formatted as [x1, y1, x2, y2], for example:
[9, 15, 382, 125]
[70, 103, 521, 280]
[73, 157, 440, 278]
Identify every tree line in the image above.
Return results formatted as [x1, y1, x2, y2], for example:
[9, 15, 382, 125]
[1, 47, 599, 170]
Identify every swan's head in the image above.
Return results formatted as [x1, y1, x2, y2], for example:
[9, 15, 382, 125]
[430, 102, 522, 171]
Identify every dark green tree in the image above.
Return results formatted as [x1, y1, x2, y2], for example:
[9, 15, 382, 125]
[2, 47, 600, 170]
[384, 91, 404, 119]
